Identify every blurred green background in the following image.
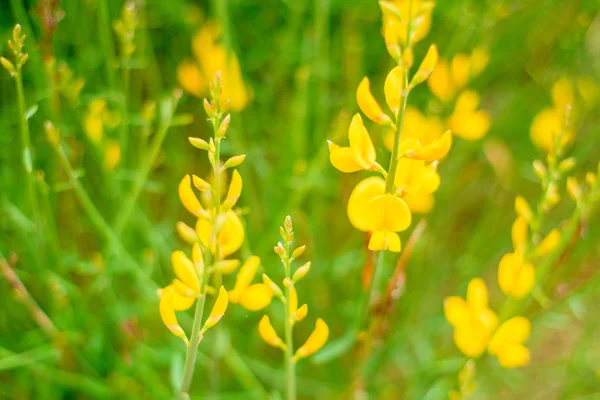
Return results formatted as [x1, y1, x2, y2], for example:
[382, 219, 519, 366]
[1, 0, 599, 398]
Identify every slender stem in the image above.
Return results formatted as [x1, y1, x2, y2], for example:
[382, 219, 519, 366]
[15, 66, 39, 222]
[119, 61, 131, 167]
[283, 249, 296, 400]
[384, 71, 410, 194]
[179, 291, 207, 399]
[98, 0, 117, 88]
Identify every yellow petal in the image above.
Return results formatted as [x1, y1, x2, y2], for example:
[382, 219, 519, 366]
[328, 142, 363, 173]
[179, 175, 204, 217]
[420, 164, 441, 193]
[450, 53, 470, 90]
[357, 77, 390, 125]
[497, 253, 535, 299]
[192, 175, 212, 192]
[177, 61, 206, 98]
[394, 157, 426, 194]
[293, 318, 329, 360]
[384, 66, 404, 114]
[239, 283, 273, 311]
[515, 195, 533, 221]
[407, 131, 452, 161]
[368, 230, 401, 252]
[551, 77, 575, 111]
[410, 44, 438, 88]
[171, 251, 200, 293]
[214, 259, 241, 274]
[367, 193, 412, 232]
[288, 286, 298, 317]
[159, 287, 188, 343]
[192, 242, 204, 274]
[533, 229, 560, 258]
[529, 107, 567, 153]
[444, 296, 469, 327]
[347, 177, 386, 232]
[258, 315, 285, 349]
[454, 323, 492, 358]
[403, 191, 435, 214]
[229, 256, 260, 303]
[428, 59, 455, 101]
[469, 47, 489, 77]
[467, 278, 489, 311]
[511, 216, 528, 252]
[495, 344, 530, 368]
[202, 286, 228, 331]
[348, 114, 377, 170]
[171, 290, 196, 311]
[196, 210, 245, 258]
[488, 316, 531, 354]
[224, 169, 243, 209]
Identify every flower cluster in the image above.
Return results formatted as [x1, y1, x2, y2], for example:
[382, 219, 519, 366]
[177, 21, 249, 111]
[444, 78, 600, 372]
[328, 1, 451, 252]
[159, 73, 247, 345]
[259, 217, 329, 363]
[427, 47, 491, 140]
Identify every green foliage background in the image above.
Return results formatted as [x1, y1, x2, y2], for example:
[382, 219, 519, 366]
[0, 0, 599, 398]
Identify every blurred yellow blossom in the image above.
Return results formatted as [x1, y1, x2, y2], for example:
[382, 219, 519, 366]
[487, 317, 531, 368]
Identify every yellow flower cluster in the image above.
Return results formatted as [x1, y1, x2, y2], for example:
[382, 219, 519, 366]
[159, 73, 246, 345]
[177, 21, 250, 111]
[82, 99, 123, 170]
[428, 47, 491, 140]
[444, 279, 531, 368]
[258, 217, 328, 363]
[329, 1, 451, 252]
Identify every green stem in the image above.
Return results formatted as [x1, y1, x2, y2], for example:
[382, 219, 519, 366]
[179, 291, 208, 399]
[119, 60, 131, 167]
[283, 251, 296, 400]
[98, 0, 117, 88]
[384, 71, 410, 194]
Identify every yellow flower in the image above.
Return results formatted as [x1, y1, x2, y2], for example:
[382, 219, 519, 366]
[346, 177, 411, 252]
[196, 210, 245, 258]
[293, 318, 329, 361]
[328, 114, 377, 173]
[405, 131, 453, 161]
[177, 22, 249, 111]
[444, 278, 499, 357]
[380, 0, 433, 48]
[447, 90, 491, 140]
[383, 107, 445, 150]
[202, 286, 229, 333]
[511, 216, 528, 253]
[497, 252, 535, 299]
[488, 316, 531, 368]
[171, 250, 201, 294]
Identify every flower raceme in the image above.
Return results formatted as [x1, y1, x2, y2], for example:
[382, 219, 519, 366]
[444, 279, 531, 368]
[328, 42, 451, 252]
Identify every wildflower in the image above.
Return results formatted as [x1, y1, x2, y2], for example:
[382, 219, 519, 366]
[328, 114, 380, 172]
[497, 252, 534, 299]
[447, 91, 491, 140]
[444, 278, 499, 357]
[177, 22, 249, 110]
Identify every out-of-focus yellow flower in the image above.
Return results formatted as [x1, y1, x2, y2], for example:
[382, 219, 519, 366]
[428, 48, 490, 102]
[532, 229, 560, 258]
[83, 98, 121, 145]
[530, 78, 575, 152]
[511, 216, 528, 253]
[447, 90, 491, 140]
[444, 278, 499, 358]
[384, 107, 445, 150]
[177, 22, 250, 111]
[103, 140, 121, 171]
[293, 318, 329, 361]
[196, 210, 245, 258]
[497, 252, 534, 299]
[381, 0, 434, 49]
[488, 316, 531, 368]
[328, 114, 378, 173]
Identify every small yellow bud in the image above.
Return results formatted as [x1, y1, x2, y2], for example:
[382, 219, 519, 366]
[192, 175, 212, 191]
[291, 245, 306, 260]
[292, 262, 311, 282]
[0, 57, 15, 76]
[217, 114, 231, 138]
[558, 157, 576, 174]
[566, 177, 582, 202]
[176, 221, 199, 244]
[293, 319, 329, 361]
[283, 277, 293, 287]
[223, 154, 246, 169]
[295, 304, 308, 321]
[532, 160, 547, 181]
[586, 172, 597, 186]
[202, 286, 228, 332]
[274, 242, 286, 258]
[262, 274, 283, 299]
[258, 315, 286, 350]
[189, 137, 210, 151]
[284, 215, 293, 233]
[514, 196, 533, 222]
[44, 121, 61, 148]
[214, 259, 241, 274]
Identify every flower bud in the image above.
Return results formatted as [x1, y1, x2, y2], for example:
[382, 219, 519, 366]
[217, 114, 231, 138]
[189, 137, 210, 151]
[292, 262, 311, 282]
[223, 155, 246, 169]
[291, 245, 306, 260]
[532, 160, 547, 181]
[558, 157, 576, 173]
[274, 242, 286, 258]
[262, 274, 283, 299]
